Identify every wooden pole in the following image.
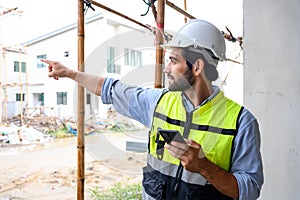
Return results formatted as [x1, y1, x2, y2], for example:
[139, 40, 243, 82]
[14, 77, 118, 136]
[19, 49, 23, 126]
[89, 0, 149, 29]
[77, 0, 85, 199]
[183, 0, 187, 23]
[154, 0, 165, 88]
[2, 49, 7, 122]
[25, 51, 29, 118]
[166, 0, 195, 20]
[0, 51, 2, 124]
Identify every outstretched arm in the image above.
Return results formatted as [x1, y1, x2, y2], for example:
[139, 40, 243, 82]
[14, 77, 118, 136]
[42, 59, 105, 96]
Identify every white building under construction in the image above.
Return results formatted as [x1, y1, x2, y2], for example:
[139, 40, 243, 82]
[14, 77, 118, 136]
[1, 12, 159, 122]
[1, 15, 243, 124]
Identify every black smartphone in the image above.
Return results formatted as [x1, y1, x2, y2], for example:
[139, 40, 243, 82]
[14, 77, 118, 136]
[158, 129, 186, 144]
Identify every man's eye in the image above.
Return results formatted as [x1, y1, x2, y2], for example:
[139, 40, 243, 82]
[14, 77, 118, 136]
[169, 58, 176, 64]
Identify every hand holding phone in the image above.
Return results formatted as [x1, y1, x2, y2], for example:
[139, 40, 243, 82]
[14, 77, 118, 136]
[158, 129, 186, 144]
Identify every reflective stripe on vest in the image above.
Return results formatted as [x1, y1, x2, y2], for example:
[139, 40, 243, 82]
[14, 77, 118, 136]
[147, 154, 208, 185]
[149, 91, 243, 176]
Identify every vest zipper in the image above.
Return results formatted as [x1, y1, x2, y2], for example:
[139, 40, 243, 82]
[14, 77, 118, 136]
[173, 111, 193, 199]
[183, 112, 193, 138]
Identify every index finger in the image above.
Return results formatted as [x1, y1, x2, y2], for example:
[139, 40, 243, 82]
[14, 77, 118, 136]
[41, 59, 52, 64]
[170, 141, 188, 150]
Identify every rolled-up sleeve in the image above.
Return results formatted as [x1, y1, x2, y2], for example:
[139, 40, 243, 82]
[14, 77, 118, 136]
[231, 109, 264, 200]
[100, 77, 165, 127]
[100, 78, 118, 104]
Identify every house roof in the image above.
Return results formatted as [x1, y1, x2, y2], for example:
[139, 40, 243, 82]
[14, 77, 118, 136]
[23, 13, 103, 47]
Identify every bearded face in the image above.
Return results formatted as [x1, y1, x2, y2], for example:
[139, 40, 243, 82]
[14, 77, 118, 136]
[168, 65, 195, 91]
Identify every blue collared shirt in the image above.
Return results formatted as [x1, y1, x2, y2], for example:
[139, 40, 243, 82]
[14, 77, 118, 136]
[101, 77, 264, 200]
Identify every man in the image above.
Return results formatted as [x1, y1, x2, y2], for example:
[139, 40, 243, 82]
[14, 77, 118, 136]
[42, 19, 263, 199]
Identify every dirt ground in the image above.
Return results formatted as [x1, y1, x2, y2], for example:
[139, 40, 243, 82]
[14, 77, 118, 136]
[0, 132, 148, 200]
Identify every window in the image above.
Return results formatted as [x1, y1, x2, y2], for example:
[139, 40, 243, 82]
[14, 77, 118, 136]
[86, 94, 91, 105]
[38, 93, 44, 106]
[124, 48, 130, 65]
[16, 93, 25, 101]
[136, 51, 142, 66]
[124, 48, 142, 66]
[57, 92, 67, 105]
[37, 54, 47, 68]
[107, 46, 117, 73]
[14, 61, 26, 72]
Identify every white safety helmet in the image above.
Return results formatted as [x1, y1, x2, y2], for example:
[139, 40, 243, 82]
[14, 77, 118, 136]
[162, 19, 226, 62]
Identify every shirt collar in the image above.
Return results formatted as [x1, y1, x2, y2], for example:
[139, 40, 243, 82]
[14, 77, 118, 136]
[200, 85, 220, 106]
[181, 85, 221, 111]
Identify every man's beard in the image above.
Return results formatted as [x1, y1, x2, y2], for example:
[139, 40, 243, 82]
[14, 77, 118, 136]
[168, 67, 195, 91]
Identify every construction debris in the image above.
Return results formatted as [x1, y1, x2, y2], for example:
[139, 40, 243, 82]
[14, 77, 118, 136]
[0, 111, 144, 146]
[0, 123, 53, 145]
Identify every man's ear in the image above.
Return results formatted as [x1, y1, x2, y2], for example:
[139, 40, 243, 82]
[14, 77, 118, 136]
[193, 58, 204, 76]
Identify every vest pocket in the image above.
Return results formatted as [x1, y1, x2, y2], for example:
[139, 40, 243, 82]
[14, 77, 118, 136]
[142, 166, 166, 200]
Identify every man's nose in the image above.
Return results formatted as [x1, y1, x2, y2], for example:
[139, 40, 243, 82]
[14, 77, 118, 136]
[163, 63, 171, 73]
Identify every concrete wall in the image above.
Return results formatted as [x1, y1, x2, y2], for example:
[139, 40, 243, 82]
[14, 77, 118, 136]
[244, 0, 300, 199]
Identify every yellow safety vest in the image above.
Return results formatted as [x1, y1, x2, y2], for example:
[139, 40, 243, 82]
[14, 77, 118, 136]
[149, 91, 243, 171]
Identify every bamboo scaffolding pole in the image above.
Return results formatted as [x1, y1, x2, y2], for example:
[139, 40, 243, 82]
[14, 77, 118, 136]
[1, 83, 43, 87]
[3, 47, 26, 54]
[0, 83, 2, 123]
[166, 0, 195, 20]
[155, 0, 165, 88]
[165, 1, 242, 65]
[2, 50, 7, 122]
[183, 0, 187, 23]
[0, 50, 7, 124]
[0, 9, 26, 122]
[0, 52, 2, 123]
[77, 0, 85, 199]
[24, 52, 29, 117]
[226, 58, 243, 65]
[89, 0, 149, 30]
[18, 49, 23, 126]
[0, 12, 4, 125]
